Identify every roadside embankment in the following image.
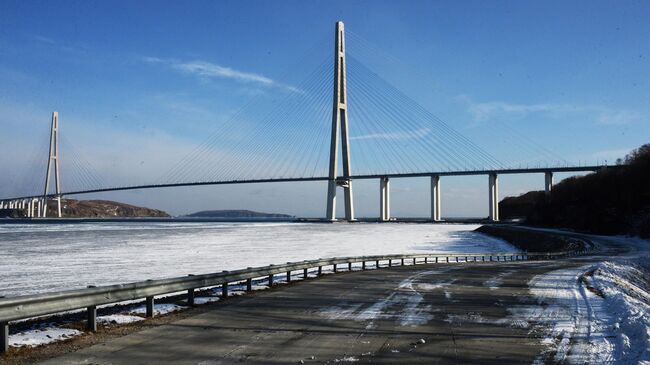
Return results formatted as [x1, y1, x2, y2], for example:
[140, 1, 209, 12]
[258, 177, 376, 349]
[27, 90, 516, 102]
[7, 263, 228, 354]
[476, 225, 592, 252]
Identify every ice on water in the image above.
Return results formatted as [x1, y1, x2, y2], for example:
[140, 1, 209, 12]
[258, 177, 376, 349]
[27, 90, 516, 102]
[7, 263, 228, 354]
[0, 222, 513, 297]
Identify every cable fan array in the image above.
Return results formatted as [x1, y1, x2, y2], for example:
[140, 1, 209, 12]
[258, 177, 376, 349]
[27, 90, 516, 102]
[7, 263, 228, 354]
[5, 25, 577, 199]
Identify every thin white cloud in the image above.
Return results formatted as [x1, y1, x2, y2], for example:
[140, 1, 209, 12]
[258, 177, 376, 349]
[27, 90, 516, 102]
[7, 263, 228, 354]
[596, 111, 642, 125]
[456, 95, 645, 126]
[590, 148, 633, 161]
[174, 61, 274, 85]
[351, 128, 430, 140]
[142, 56, 299, 93]
[31, 35, 56, 45]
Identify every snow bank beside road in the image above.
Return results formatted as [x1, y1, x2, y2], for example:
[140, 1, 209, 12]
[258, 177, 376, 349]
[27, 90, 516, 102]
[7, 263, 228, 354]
[527, 259, 650, 364]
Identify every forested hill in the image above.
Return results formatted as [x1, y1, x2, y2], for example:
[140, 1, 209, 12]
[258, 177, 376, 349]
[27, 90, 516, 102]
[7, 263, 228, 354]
[0, 199, 170, 218]
[500, 144, 650, 238]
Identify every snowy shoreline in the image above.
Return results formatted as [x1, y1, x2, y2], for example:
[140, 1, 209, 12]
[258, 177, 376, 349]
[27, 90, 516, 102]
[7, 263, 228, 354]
[0, 222, 514, 298]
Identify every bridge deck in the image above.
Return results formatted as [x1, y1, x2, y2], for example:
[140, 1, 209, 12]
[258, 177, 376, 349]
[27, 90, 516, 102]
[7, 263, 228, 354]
[2, 165, 609, 201]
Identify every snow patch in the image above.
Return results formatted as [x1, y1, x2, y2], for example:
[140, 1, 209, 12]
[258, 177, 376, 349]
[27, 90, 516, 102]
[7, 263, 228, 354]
[522, 258, 650, 364]
[96, 314, 144, 325]
[192, 296, 221, 305]
[333, 356, 359, 362]
[9, 327, 82, 348]
[130, 303, 186, 316]
[483, 271, 513, 290]
[320, 271, 453, 327]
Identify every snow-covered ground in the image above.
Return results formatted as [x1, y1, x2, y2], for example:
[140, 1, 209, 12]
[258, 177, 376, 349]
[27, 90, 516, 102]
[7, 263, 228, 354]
[8, 327, 82, 348]
[523, 257, 650, 364]
[0, 222, 513, 297]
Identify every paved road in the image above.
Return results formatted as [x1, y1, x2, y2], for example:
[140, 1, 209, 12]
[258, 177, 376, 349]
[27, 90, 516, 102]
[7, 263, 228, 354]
[38, 232, 639, 364]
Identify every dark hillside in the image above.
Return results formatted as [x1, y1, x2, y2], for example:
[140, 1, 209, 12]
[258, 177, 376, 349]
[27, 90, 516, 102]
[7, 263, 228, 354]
[500, 144, 650, 237]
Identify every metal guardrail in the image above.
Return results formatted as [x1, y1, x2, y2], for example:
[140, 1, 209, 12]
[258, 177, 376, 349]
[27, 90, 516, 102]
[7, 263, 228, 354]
[0, 249, 588, 353]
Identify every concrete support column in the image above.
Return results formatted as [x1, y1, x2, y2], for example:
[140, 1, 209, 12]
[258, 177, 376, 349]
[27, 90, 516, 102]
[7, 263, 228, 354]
[379, 177, 390, 221]
[488, 173, 499, 222]
[544, 171, 553, 197]
[42, 198, 48, 218]
[36, 199, 42, 218]
[430, 175, 441, 221]
[56, 195, 62, 218]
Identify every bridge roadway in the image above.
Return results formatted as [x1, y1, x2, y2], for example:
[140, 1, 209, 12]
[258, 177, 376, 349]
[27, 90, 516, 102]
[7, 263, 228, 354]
[4, 165, 607, 201]
[31, 229, 638, 365]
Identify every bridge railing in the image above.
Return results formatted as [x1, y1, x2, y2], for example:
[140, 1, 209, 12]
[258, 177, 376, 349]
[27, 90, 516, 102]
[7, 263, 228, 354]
[0, 249, 588, 353]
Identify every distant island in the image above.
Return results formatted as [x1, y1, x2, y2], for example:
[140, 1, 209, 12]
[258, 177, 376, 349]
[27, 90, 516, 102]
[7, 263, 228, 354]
[184, 210, 294, 219]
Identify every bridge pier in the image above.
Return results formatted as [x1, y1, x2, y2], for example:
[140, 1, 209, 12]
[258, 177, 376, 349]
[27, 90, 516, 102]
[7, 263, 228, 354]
[544, 171, 553, 196]
[379, 177, 390, 221]
[430, 175, 441, 221]
[488, 173, 499, 222]
[56, 195, 62, 217]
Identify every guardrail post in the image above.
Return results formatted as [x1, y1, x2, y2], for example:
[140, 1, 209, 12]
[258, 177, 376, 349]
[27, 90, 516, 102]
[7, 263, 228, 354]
[334, 264, 338, 273]
[318, 266, 322, 276]
[246, 278, 252, 291]
[425, 257, 428, 264]
[435, 257, 438, 263]
[413, 258, 416, 265]
[456, 257, 459, 263]
[446, 257, 449, 263]
[401, 258, 404, 266]
[303, 268, 308, 279]
[87, 305, 97, 332]
[187, 276, 195, 306]
[348, 262, 352, 271]
[389, 259, 392, 267]
[362, 261, 366, 270]
[375, 260, 379, 268]
[222, 282, 229, 297]
[1, 321, 8, 354]
[269, 274, 274, 286]
[146, 296, 154, 318]
[286, 270, 291, 283]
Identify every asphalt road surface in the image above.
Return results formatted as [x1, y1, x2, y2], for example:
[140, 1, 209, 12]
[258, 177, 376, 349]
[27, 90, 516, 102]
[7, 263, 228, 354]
[36, 230, 641, 364]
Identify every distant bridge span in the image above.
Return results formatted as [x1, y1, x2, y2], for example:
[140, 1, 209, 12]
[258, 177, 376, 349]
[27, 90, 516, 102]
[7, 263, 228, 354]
[1, 165, 612, 220]
[0, 22, 615, 221]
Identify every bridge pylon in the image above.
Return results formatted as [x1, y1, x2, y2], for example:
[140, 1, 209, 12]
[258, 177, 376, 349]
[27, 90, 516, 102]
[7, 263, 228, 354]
[326, 21, 355, 221]
[43, 111, 62, 218]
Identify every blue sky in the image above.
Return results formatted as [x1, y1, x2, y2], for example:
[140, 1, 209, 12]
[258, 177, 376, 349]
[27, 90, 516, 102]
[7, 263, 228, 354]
[1, 1, 648, 217]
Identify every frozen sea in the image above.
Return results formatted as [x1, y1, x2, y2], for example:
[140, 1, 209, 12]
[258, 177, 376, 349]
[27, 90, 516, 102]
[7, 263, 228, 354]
[0, 222, 514, 298]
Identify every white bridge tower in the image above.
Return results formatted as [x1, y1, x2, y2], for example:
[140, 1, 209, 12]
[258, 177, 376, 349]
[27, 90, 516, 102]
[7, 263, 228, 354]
[326, 21, 355, 221]
[43, 111, 62, 218]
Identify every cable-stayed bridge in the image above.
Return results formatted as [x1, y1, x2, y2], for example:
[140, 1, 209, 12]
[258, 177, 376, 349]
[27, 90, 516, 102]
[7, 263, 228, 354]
[0, 22, 609, 220]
